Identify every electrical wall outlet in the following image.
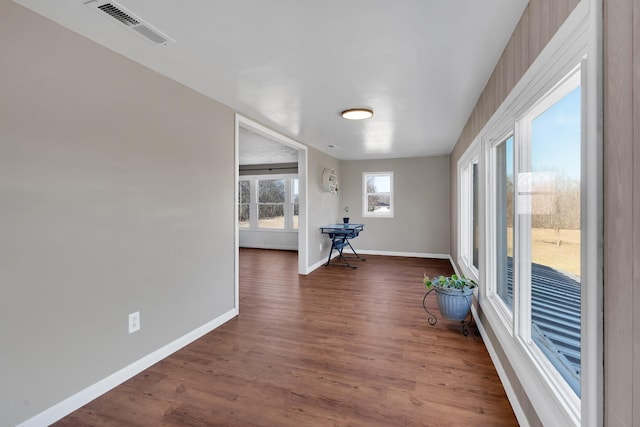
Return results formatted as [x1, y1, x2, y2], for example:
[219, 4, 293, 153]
[319, 243, 323, 252]
[128, 311, 140, 334]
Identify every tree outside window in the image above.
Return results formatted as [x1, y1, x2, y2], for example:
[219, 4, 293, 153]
[363, 172, 393, 217]
[238, 180, 251, 228]
[258, 178, 285, 229]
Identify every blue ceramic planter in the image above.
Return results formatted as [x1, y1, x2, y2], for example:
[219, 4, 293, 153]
[434, 287, 473, 321]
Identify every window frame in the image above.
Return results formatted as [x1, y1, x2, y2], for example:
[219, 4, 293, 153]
[237, 174, 299, 232]
[257, 177, 287, 230]
[362, 171, 394, 218]
[479, 66, 586, 426]
[514, 66, 583, 400]
[458, 146, 480, 281]
[291, 178, 299, 230]
[462, 4, 602, 424]
[486, 131, 516, 330]
[238, 179, 252, 229]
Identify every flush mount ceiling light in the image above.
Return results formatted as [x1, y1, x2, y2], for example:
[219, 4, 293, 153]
[341, 108, 373, 120]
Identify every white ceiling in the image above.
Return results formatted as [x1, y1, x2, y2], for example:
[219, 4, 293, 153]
[239, 127, 299, 165]
[14, 0, 528, 160]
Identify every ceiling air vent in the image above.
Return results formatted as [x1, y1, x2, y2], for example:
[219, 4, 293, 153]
[85, 0, 174, 46]
[97, 3, 139, 26]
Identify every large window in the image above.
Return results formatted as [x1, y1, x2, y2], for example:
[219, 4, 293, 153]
[524, 75, 582, 396]
[238, 180, 251, 229]
[237, 175, 298, 231]
[495, 135, 514, 312]
[481, 64, 591, 425]
[363, 172, 394, 217]
[459, 155, 480, 278]
[462, 4, 601, 422]
[472, 163, 479, 269]
[492, 118, 582, 386]
[292, 178, 299, 230]
[258, 178, 285, 229]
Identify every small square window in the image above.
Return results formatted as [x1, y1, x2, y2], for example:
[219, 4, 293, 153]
[362, 172, 393, 218]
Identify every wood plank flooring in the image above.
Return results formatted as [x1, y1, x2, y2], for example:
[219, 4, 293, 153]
[55, 249, 517, 426]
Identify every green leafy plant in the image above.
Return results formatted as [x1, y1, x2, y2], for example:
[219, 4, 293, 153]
[344, 205, 349, 213]
[423, 273, 477, 292]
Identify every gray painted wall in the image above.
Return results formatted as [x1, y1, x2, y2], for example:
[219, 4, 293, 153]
[307, 148, 341, 266]
[338, 157, 450, 255]
[0, 3, 235, 425]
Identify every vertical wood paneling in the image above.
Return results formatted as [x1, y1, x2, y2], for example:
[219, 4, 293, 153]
[539, 0, 551, 50]
[549, 0, 560, 35]
[482, 81, 492, 128]
[491, 71, 499, 120]
[554, 0, 570, 31]
[633, 0, 640, 424]
[529, 0, 543, 62]
[467, 102, 477, 140]
[480, 79, 491, 129]
[467, 109, 475, 140]
[497, 55, 507, 105]
[603, 0, 635, 424]
[515, 7, 531, 79]
[503, 36, 516, 96]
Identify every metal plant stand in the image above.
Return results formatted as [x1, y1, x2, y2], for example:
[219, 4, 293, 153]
[422, 289, 438, 326]
[422, 289, 474, 336]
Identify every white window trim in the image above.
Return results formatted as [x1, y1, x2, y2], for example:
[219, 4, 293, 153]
[485, 131, 516, 333]
[362, 171, 394, 218]
[457, 145, 480, 281]
[291, 177, 300, 231]
[239, 174, 299, 232]
[238, 178, 253, 230]
[514, 64, 582, 408]
[465, 2, 602, 426]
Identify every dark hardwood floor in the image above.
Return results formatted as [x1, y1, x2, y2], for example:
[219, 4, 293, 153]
[55, 249, 517, 426]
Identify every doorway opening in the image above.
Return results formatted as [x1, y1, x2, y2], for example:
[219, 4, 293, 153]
[234, 115, 308, 312]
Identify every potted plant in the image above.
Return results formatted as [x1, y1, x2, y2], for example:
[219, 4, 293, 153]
[343, 205, 349, 224]
[423, 273, 477, 321]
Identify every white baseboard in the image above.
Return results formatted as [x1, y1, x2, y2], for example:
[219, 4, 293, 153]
[342, 249, 450, 259]
[18, 307, 238, 427]
[471, 305, 529, 427]
[239, 244, 298, 251]
[307, 258, 326, 273]
[449, 255, 462, 277]
[307, 250, 452, 274]
[307, 251, 340, 273]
